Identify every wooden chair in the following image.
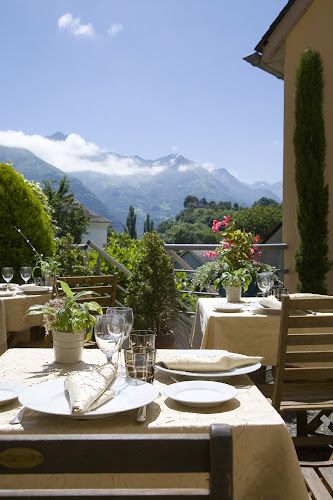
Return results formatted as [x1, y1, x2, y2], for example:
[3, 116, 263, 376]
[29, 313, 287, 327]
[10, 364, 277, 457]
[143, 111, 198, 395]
[0, 424, 233, 499]
[54, 274, 117, 311]
[300, 459, 333, 499]
[272, 294, 333, 446]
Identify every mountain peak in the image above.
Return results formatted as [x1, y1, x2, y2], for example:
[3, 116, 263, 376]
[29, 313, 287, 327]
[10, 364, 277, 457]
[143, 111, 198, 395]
[46, 131, 67, 141]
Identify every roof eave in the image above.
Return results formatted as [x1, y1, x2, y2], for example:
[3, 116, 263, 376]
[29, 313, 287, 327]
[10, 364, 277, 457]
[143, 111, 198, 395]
[243, 53, 284, 80]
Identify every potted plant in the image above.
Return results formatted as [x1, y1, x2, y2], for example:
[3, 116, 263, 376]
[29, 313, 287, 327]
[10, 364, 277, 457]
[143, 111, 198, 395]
[28, 281, 102, 363]
[125, 232, 177, 347]
[192, 215, 266, 302]
[33, 256, 63, 286]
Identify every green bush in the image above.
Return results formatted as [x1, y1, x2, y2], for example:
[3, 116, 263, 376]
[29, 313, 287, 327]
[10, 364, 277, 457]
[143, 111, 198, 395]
[125, 232, 177, 335]
[0, 164, 55, 273]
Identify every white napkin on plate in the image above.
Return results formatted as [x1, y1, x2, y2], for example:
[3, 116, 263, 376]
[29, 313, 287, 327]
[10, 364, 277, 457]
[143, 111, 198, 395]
[65, 363, 117, 414]
[258, 297, 281, 310]
[162, 350, 262, 372]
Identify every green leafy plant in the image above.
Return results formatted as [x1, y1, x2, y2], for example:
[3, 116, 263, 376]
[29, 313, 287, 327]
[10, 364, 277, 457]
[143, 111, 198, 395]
[28, 281, 102, 336]
[294, 49, 330, 293]
[125, 231, 177, 335]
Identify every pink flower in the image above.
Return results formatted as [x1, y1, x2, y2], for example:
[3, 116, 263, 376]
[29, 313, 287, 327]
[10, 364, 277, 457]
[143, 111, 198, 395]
[223, 241, 231, 249]
[253, 234, 261, 244]
[203, 251, 217, 258]
[258, 251, 262, 257]
[222, 215, 232, 227]
[212, 219, 223, 233]
[250, 248, 256, 255]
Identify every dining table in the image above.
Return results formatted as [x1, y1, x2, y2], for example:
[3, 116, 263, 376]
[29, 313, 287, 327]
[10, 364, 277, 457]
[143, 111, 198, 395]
[0, 347, 308, 499]
[0, 288, 52, 354]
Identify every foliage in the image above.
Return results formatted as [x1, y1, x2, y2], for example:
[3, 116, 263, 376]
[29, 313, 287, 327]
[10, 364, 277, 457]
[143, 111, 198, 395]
[125, 206, 137, 239]
[33, 256, 62, 278]
[175, 271, 198, 312]
[192, 215, 265, 292]
[232, 205, 282, 242]
[252, 197, 280, 207]
[56, 234, 92, 276]
[43, 176, 89, 243]
[0, 164, 55, 274]
[125, 232, 177, 335]
[143, 214, 154, 233]
[28, 281, 102, 335]
[294, 49, 329, 293]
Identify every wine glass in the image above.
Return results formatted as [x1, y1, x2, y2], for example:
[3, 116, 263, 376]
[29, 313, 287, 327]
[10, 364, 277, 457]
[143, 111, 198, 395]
[106, 306, 134, 348]
[257, 272, 275, 297]
[20, 267, 32, 285]
[94, 313, 125, 363]
[2, 267, 14, 290]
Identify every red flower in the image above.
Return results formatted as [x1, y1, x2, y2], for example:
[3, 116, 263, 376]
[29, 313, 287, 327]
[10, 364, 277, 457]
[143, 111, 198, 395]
[222, 215, 232, 227]
[253, 234, 261, 244]
[204, 251, 217, 258]
[212, 219, 223, 233]
[223, 241, 231, 249]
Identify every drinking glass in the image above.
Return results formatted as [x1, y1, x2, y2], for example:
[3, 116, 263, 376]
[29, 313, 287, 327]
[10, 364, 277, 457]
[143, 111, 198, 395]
[94, 313, 125, 363]
[257, 272, 275, 297]
[2, 267, 14, 290]
[20, 267, 32, 284]
[106, 306, 133, 348]
[125, 330, 156, 383]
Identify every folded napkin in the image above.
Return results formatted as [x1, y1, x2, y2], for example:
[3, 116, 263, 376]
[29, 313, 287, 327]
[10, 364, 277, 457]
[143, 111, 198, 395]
[162, 350, 262, 372]
[258, 297, 281, 310]
[64, 363, 117, 414]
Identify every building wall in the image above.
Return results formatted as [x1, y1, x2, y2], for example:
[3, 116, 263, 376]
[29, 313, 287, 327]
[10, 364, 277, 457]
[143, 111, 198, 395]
[283, 0, 333, 292]
[83, 222, 109, 248]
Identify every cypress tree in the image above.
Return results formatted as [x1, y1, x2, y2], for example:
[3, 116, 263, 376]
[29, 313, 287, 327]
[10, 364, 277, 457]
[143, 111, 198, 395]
[143, 214, 154, 233]
[125, 206, 137, 239]
[294, 49, 330, 293]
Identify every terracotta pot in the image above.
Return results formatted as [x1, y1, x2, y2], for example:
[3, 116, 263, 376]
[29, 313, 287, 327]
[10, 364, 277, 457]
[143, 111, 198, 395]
[52, 331, 85, 364]
[225, 286, 242, 303]
[155, 331, 174, 349]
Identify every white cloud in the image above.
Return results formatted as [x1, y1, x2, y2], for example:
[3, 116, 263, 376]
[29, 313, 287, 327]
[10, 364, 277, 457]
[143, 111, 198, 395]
[0, 130, 166, 177]
[107, 23, 123, 36]
[171, 145, 177, 153]
[57, 13, 95, 37]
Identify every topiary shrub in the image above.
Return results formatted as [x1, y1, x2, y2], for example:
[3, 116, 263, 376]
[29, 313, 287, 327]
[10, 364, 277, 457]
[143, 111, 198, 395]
[294, 49, 330, 293]
[125, 231, 177, 336]
[0, 164, 55, 273]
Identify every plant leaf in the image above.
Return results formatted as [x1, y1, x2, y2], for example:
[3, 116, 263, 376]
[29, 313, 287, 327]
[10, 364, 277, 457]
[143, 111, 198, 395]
[60, 281, 74, 298]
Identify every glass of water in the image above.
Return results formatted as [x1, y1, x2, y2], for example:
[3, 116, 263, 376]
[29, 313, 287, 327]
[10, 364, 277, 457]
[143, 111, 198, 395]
[94, 313, 125, 363]
[20, 267, 32, 284]
[257, 272, 275, 297]
[2, 267, 14, 290]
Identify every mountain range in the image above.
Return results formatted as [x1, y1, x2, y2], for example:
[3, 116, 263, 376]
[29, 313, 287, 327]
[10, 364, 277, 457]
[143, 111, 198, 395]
[0, 133, 282, 232]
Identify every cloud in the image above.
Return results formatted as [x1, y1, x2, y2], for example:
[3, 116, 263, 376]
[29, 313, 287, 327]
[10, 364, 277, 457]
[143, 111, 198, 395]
[57, 13, 95, 37]
[0, 130, 166, 176]
[107, 23, 123, 36]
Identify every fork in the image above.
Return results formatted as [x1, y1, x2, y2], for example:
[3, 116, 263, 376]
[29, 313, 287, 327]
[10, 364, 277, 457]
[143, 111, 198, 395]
[9, 407, 25, 425]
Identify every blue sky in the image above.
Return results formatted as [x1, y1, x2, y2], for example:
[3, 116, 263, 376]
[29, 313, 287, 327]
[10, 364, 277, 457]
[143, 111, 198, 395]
[0, 0, 287, 183]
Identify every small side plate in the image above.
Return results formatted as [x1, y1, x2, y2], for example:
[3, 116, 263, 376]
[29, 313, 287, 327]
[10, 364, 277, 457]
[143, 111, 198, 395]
[164, 381, 237, 408]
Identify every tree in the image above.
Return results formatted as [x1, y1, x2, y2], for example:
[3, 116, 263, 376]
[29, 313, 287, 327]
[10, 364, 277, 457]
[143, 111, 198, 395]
[0, 164, 55, 272]
[183, 195, 199, 208]
[143, 214, 154, 233]
[43, 176, 88, 243]
[125, 206, 137, 239]
[253, 197, 280, 207]
[294, 49, 329, 293]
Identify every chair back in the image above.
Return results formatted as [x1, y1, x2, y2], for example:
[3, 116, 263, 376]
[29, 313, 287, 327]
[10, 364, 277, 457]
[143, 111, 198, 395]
[0, 424, 233, 499]
[54, 275, 117, 311]
[272, 294, 333, 411]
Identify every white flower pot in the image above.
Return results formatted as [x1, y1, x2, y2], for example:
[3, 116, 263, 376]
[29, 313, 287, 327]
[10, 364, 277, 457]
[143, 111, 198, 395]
[225, 286, 242, 303]
[52, 331, 85, 364]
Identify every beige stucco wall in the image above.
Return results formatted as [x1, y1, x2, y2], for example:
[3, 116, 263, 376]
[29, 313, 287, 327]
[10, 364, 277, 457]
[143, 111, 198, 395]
[283, 0, 333, 292]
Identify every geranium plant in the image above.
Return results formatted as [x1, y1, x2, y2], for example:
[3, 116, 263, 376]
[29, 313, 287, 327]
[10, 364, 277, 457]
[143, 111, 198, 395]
[193, 215, 264, 292]
[28, 281, 102, 336]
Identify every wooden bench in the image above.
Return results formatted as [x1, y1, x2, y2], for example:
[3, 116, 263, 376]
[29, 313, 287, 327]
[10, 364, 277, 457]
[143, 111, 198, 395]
[0, 424, 233, 499]
[300, 459, 333, 499]
[54, 275, 117, 311]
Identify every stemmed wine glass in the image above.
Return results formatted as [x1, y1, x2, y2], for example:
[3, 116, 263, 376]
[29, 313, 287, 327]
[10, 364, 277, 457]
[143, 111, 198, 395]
[94, 312, 125, 363]
[106, 306, 134, 348]
[2, 267, 14, 290]
[257, 272, 275, 297]
[20, 267, 32, 285]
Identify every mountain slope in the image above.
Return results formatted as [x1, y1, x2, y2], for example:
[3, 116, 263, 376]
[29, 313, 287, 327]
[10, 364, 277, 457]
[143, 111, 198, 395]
[0, 146, 112, 220]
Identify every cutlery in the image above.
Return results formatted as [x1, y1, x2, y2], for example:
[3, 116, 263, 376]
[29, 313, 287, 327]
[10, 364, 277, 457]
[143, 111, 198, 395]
[9, 407, 25, 425]
[136, 405, 146, 422]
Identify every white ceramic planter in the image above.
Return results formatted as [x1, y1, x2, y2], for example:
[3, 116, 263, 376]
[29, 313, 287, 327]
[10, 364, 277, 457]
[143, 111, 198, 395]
[52, 331, 85, 364]
[225, 286, 242, 303]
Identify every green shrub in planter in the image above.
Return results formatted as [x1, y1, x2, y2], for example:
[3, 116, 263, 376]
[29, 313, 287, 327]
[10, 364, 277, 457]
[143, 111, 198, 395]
[125, 231, 177, 336]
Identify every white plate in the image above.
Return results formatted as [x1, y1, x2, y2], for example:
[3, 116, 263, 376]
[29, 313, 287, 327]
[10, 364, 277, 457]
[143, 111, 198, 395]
[155, 361, 261, 380]
[19, 377, 159, 419]
[0, 290, 16, 297]
[164, 381, 237, 407]
[253, 307, 281, 315]
[0, 381, 25, 406]
[214, 304, 243, 313]
[20, 285, 51, 295]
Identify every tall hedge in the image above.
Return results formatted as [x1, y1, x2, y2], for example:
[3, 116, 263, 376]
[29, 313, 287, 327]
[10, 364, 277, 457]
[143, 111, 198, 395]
[294, 49, 329, 293]
[0, 164, 55, 272]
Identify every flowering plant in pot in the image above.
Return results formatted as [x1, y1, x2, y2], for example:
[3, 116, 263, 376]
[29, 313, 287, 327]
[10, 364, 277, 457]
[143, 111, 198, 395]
[28, 281, 102, 363]
[192, 215, 263, 302]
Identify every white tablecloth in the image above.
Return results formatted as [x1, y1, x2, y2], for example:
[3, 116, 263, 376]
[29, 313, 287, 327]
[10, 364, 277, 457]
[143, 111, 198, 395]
[0, 292, 51, 354]
[0, 348, 308, 499]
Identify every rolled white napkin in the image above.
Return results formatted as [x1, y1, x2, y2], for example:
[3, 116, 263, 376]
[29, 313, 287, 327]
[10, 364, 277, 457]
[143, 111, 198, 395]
[258, 297, 281, 310]
[162, 350, 262, 372]
[65, 363, 117, 414]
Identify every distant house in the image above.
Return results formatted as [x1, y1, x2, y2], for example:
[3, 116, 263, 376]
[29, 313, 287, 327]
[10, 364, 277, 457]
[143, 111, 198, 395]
[245, 0, 333, 292]
[83, 208, 111, 247]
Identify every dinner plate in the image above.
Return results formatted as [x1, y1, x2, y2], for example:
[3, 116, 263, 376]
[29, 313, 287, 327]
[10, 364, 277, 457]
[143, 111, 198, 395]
[0, 381, 25, 406]
[164, 381, 237, 408]
[155, 361, 261, 380]
[19, 377, 159, 419]
[252, 307, 281, 315]
[214, 304, 243, 313]
[20, 285, 51, 295]
[0, 290, 16, 297]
